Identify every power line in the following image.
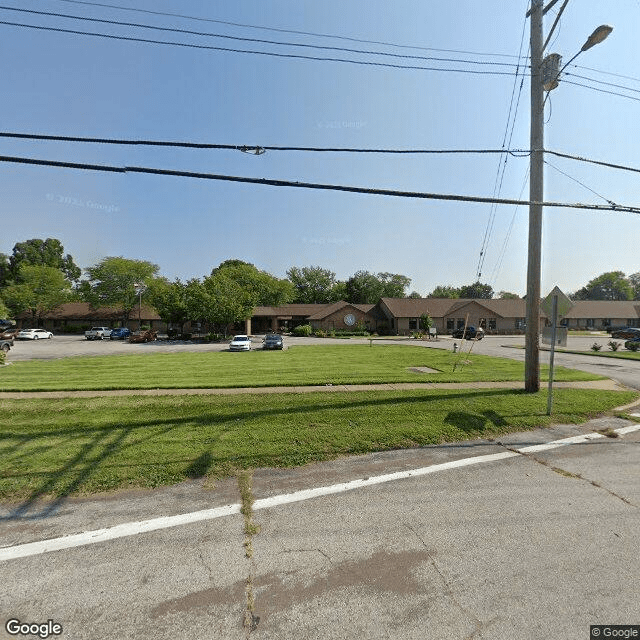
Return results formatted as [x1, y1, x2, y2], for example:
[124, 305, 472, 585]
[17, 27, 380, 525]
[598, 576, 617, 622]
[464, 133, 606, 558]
[0, 131, 534, 154]
[0, 20, 526, 75]
[476, 2, 529, 281]
[51, 0, 526, 59]
[2, 153, 639, 214]
[565, 71, 640, 95]
[0, 5, 524, 68]
[544, 159, 617, 206]
[562, 79, 640, 103]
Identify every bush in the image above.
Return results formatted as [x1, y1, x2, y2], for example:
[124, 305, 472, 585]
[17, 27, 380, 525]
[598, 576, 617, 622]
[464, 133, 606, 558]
[0, 350, 5, 365]
[293, 324, 313, 337]
[591, 342, 602, 352]
[608, 340, 621, 352]
[626, 341, 640, 352]
[314, 329, 327, 338]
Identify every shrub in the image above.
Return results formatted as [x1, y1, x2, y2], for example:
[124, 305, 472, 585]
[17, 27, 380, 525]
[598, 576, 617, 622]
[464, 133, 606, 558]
[607, 340, 620, 352]
[293, 324, 313, 337]
[0, 350, 5, 365]
[591, 343, 602, 352]
[626, 341, 640, 352]
[314, 329, 327, 338]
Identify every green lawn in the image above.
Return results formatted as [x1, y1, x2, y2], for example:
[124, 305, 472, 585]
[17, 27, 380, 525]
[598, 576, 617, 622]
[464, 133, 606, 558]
[1, 387, 636, 502]
[557, 348, 640, 361]
[0, 345, 602, 391]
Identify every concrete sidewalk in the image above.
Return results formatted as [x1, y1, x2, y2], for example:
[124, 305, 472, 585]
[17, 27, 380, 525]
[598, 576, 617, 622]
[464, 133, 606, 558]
[0, 378, 632, 399]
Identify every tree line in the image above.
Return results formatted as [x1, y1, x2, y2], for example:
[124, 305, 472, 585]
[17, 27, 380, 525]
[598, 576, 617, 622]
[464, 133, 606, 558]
[1, 238, 638, 329]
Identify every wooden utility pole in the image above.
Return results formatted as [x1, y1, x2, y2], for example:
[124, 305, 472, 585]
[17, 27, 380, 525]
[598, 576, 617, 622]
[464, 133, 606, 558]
[525, 0, 545, 392]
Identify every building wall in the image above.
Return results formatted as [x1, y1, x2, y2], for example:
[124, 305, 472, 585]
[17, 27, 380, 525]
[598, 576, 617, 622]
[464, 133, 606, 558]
[310, 308, 375, 332]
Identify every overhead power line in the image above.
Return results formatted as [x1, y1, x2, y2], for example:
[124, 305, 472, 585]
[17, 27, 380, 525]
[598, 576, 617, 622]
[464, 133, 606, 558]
[0, 20, 525, 75]
[51, 0, 525, 59]
[0, 6, 523, 68]
[2, 153, 639, 214]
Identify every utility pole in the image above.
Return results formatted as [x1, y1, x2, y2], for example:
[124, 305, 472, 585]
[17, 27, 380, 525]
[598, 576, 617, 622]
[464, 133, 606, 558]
[525, 0, 545, 393]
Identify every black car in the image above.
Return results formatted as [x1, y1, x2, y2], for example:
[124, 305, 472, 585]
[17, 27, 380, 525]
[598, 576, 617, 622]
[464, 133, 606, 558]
[611, 327, 640, 340]
[451, 326, 485, 340]
[263, 333, 284, 350]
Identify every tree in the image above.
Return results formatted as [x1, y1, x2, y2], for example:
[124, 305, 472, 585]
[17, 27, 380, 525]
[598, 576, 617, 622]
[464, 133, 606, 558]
[378, 272, 412, 298]
[212, 260, 294, 307]
[427, 285, 460, 299]
[408, 291, 422, 299]
[185, 273, 254, 335]
[345, 271, 384, 304]
[419, 313, 433, 332]
[8, 238, 81, 283]
[0, 253, 10, 288]
[2, 264, 71, 324]
[0, 296, 11, 319]
[286, 266, 344, 304]
[574, 271, 633, 301]
[628, 272, 640, 300]
[81, 257, 159, 324]
[498, 291, 521, 299]
[145, 277, 190, 333]
[458, 281, 494, 299]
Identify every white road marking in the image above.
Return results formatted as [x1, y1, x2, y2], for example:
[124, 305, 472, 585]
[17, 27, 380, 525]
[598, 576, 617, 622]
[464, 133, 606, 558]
[1, 423, 639, 563]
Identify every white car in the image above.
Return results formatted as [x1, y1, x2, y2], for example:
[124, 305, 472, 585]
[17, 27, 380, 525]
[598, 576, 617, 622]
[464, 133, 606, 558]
[17, 328, 54, 340]
[229, 335, 252, 351]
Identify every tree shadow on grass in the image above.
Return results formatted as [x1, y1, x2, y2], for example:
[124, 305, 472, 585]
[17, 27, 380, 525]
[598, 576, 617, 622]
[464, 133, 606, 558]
[444, 409, 510, 435]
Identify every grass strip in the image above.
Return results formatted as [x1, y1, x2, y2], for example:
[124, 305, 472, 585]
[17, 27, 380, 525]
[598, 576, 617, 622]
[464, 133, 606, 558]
[0, 345, 602, 392]
[1, 387, 636, 503]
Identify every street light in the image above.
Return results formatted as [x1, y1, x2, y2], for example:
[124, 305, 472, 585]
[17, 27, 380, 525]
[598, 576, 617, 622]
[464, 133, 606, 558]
[525, 0, 612, 393]
[134, 283, 146, 330]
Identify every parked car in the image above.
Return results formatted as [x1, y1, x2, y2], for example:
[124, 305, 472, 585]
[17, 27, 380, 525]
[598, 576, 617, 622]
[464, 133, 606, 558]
[128, 329, 157, 343]
[110, 327, 132, 340]
[1, 339, 12, 353]
[451, 326, 484, 340]
[611, 327, 640, 340]
[0, 326, 18, 340]
[17, 328, 53, 340]
[84, 326, 112, 340]
[230, 335, 252, 351]
[263, 333, 284, 350]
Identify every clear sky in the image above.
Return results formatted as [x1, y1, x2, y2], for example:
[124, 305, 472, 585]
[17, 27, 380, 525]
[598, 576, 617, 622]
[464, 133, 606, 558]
[2, 0, 639, 297]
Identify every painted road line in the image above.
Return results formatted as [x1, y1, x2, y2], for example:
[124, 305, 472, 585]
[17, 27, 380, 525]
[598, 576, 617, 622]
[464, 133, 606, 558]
[1, 424, 639, 563]
[0, 504, 241, 562]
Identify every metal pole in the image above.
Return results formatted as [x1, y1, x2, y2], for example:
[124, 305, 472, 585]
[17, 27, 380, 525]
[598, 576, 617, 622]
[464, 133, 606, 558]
[525, 0, 545, 392]
[546, 294, 558, 415]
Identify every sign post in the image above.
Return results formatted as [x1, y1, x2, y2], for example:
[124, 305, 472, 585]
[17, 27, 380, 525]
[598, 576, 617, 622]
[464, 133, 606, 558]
[541, 287, 573, 415]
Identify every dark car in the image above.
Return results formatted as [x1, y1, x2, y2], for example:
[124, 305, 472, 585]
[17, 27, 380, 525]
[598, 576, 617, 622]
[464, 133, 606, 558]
[611, 327, 640, 340]
[263, 333, 284, 350]
[110, 327, 132, 340]
[451, 326, 485, 340]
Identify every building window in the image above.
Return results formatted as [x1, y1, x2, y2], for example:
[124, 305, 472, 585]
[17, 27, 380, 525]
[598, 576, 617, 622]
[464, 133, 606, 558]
[586, 319, 595, 328]
[408, 319, 417, 330]
[456, 318, 465, 329]
[560, 318, 568, 327]
[515, 318, 526, 330]
[488, 318, 497, 330]
[479, 318, 486, 329]
[628, 319, 635, 327]
[602, 318, 611, 327]
[446, 319, 454, 332]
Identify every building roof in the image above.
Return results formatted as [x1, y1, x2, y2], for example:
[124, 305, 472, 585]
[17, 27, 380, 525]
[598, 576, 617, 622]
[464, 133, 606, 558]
[18, 302, 161, 321]
[379, 297, 536, 318]
[564, 300, 640, 319]
[306, 301, 375, 320]
[252, 303, 333, 317]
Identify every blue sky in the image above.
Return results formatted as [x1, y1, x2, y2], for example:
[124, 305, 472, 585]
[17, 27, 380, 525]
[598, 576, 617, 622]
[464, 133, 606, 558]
[2, 0, 639, 296]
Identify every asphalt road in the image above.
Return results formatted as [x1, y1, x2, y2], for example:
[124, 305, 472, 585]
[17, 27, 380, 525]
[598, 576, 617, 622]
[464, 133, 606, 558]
[1, 416, 639, 639]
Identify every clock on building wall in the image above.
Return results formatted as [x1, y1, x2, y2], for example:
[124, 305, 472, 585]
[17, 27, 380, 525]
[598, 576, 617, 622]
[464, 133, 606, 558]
[344, 313, 356, 326]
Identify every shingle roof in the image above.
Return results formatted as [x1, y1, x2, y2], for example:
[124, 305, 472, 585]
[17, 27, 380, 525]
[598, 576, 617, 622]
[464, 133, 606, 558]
[564, 300, 640, 319]
[380, 297, 542, 319]
[17, 302, 161, 320]
[252, 303, 333, 317]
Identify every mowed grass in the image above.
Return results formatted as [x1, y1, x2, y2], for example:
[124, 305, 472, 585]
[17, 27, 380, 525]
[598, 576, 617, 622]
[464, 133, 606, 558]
[1, 387, 636, 503]
[0, 345, 602, 391]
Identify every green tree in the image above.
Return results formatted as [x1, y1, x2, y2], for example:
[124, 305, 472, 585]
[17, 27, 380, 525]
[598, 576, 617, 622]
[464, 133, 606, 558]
[286, 266, 344, 303]
[408, 291, 422, 299]
[419, 313, 433, 331]
[427, 285, 460, 298]
[498, 291, 521, 299]
[185, 273, 254, 335]
[145, 277, 190, 332]
[212, 260, 294, 307]
[81, 257, 159, 324]
[0, 253, 10, 288]
[0, 296, 11, 319]
[628, 272, 640, 300]
[459, 281, 494, 299]
[8, 238, 81, 283]
[574, 271, 633, 301]
[378, 272, 412, 298]
[345, 271, 384, 304]
[2, 264, 71, 324]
